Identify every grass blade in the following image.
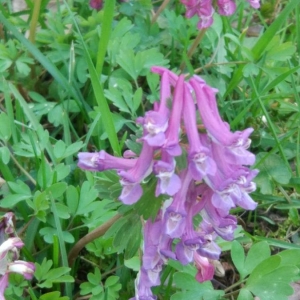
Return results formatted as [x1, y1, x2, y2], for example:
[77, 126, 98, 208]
[0, 11, 91, 122]
[96, 0, 116, 75]
[64, 1, 121, 155]
[252, 1, 299, 60]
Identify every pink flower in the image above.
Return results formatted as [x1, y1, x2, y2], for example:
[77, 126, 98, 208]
[194, 252, 215, 282]
[90, 0, 103, 10]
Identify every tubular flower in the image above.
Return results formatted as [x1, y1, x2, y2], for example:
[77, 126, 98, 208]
[181, 0, 260, 29]
[0, 213, 35, 299]
[77, 67, 258, 299]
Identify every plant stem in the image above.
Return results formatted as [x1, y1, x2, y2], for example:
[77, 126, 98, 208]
[28, 0, 42, 43]
[68, 214, 122, 266]
[180, 28, 207, 71]
[151, 0, 170, 24]
[9, 151, 36, 186]
[224, 279, 246, 293]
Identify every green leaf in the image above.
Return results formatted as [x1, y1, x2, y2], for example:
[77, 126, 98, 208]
[66, 185, 79, 215]
[0, 113, 11, 141]
[255, 153, 292, 194]
[277, 249, 300, 267]
[46, 182, 67, 199]
[39, 291, 69, 300]
[55, 203, 71, 219]
[252, 1, 299, 60]
[8, 180, 31, 196]
[124, 256, 141, 271]
[171, 272, 224, 300]
[231, 241, 246, 279]
[54, 140, 66, 159]
[34, 258, 53, 281]
[76, 181, 98, 215]
[0, 146, 10, 164]
[244, 242, 270, 276]
[0, 194, 32, 208]
[237, 289, 254, 300]
[266, 41, 296, 61]
[87, 268, 101, 285]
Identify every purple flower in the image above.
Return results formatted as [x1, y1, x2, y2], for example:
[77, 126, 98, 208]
[137, 71, 170, 147]
[183, 84, 217, 180]
[0, 213, 35, 299]
[90, 0, 103, 10]
[194, 252, 215, 283]
[131, 270, 157, 300]
[163, 170, 193, 238]
[0, 237, 24, 260]
[190, 77, 255, 165]
[78, 150, 137, 172]
[200, 190, 237, 240]
[180, 0, 259, 29]
[0, 274, 8, 300]
[142, 218, 163, 271]
[154, 150, 181, 197]
[217, 0, 236, 16]
[207, 167, 258, 212]
[118, 142, 154, 205]
[196, 234, 221, 260]
[161, 75, 185, 156]
[0, 213, 14, 236]
[175, 189, 206, 265]
[247, 0, 260, 9]
[8, 261, 35, 280]
[158, 234, 176, 262]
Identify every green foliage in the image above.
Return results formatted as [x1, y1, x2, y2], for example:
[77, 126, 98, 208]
[34, 259, 74, 289]
[0, 0, 299, 299]
[231, 242, 300, 300]
[171, 272, 224, 300]
[255, 153, 292, 194]
[80, 268, 121, 300]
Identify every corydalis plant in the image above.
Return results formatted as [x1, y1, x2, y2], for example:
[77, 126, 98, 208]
[181, 0, 260, 29]
[78, 67, 258, 299]
[0, 213, 35, 299]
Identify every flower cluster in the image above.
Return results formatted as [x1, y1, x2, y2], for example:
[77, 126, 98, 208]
[78, 66, 258, 300]
[181, 0, 260, 29]
[0, 213, 35, 299]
